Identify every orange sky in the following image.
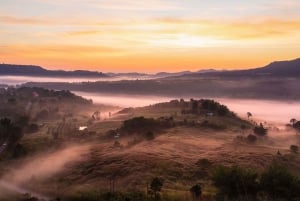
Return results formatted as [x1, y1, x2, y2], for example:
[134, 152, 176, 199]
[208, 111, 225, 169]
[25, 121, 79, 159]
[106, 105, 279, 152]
[1, 0, 300, 72]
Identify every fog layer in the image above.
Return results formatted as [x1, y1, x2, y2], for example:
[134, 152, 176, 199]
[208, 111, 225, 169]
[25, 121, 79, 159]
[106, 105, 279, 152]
[0, 144, 91, 199]
[75, 92, 300, 125]
[0, 75, 152, 85]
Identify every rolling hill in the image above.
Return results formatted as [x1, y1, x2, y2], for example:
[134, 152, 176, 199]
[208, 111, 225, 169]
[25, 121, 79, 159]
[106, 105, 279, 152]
[0, 64, 107, 77]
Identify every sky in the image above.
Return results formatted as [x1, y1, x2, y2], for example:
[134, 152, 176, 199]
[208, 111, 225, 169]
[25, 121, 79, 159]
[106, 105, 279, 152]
[1, 0, 300, 72]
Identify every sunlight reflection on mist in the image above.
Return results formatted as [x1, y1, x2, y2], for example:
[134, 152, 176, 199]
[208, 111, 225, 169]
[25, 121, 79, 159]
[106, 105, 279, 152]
[75, 91, 300, 125]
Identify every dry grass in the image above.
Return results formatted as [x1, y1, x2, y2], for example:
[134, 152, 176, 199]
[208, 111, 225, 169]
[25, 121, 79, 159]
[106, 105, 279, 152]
[1, 101, 299, 200]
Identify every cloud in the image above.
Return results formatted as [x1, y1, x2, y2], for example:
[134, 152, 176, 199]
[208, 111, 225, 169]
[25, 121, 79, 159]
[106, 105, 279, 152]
[153, 18, 300, 40]
[6, 44, 122, 54]
[31, 0, 182, 11]
[93, 0, 181, 11]
[0, 15, 54, 25]
[66, 30, 102, 36]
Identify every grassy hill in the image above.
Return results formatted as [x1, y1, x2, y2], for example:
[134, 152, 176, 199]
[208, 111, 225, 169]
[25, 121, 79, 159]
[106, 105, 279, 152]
[0, 93, 299, 201]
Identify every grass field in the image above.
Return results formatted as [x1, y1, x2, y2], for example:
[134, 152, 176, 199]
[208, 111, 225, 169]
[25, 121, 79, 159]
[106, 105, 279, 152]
[0, 98, 299, 200]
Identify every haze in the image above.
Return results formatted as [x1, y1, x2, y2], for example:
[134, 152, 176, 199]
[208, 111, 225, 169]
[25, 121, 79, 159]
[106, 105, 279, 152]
[0, 75, 152, 85]
[1, 0, 300, 200]
[75, 92, 300, 126]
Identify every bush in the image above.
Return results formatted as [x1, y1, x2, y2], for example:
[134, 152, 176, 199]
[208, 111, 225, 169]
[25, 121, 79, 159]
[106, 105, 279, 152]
[212, 166, 259, 199]
[25, 123, 39, 133]
[201, 99, 230, 116]
[254, 123, 267, 136]
[151, 177, 164, 201]
[260, 163, 300, 199]
[121, 116, 174, 136]
[113, 141, 122, 148]
[294, 121, 300, 130]
[145, 131, 155, 140]
[212, 163, 300, 200]
[190, 184, 202, 201]
[63, 191, 145, 201]
[290, 145, 299, 153]
[195, 158, 212, 167]
[35, 109, 49, 119]
[247, 134, 257, 143]
[12, 143, 27, 158]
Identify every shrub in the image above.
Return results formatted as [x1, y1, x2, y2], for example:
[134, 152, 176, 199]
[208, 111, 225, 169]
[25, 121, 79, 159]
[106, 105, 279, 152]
[145, 131, 155, 140]
[35, 109, 49, 119]
[254, 123, 267, 136]
[212, 163, 300, 200]
[290, 145, 299, 153]
[247, 134, 257, 143]
[12, 143, 27, 158]
[217, 105, 230, 116]
[260, 163, 300, 199]
[25, 123, 39, 133]
[196, 158, 212, 167]
[201, 99, 230, 116]
[113, 141, 122, 148]
[190, 184, 202, 201]
[121, 116, 174, 136]
[212, 166, 259, 199]
[151, 177, 164, 201]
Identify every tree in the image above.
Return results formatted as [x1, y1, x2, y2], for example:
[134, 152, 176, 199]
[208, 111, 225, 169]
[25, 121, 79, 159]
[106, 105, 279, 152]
[247, 112, 252, 119]
[253, 123, 267, 136]
[290, 145, 299, 153]
[212, 166, 259, 199]
[190, 184, 202, 201]
[192, 100, 199, 113]
[260, 163, 300, 199]
[150, 177, 164, 201]
[247, 134, 257, 143]
[218, 105, 229, 116]
[290, 118, 297, 126]
[0, 118, 23, 144]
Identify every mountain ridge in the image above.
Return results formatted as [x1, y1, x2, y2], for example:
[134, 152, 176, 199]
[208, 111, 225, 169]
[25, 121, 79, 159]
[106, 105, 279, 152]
[1, 57, 300, 78]
[0, 64, 107, 77]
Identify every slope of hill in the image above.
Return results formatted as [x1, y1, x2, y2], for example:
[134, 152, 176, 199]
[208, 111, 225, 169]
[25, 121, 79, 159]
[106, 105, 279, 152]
[175, 58, 300, 78]
[254, 58, 300, 76]
[0, 64, 107, 77]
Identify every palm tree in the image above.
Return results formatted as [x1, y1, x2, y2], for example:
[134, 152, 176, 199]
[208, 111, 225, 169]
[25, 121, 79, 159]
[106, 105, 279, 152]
[247, 112, 252, 119]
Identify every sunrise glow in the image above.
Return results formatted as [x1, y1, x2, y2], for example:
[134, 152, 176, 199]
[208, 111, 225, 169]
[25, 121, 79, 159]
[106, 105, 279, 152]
[1, 0, 300, 72]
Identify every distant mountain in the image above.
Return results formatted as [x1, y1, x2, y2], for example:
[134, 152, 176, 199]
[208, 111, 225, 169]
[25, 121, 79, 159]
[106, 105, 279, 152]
[107, 70, 216, 79]
[153, 71, 192, 77]
[106, 72, 149, 78]
[196, 69, 217, 73]
[186, 58, 300, 78]
[0, 64, 108, 77]
[252, 58, 300, 76]
[2, 57, 299, 79]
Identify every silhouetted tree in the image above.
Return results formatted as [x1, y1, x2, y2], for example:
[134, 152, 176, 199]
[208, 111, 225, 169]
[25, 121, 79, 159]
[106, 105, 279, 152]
[247, 112, 252, 119]
[151, 177, 164, 201]
[254, 123, 267, 136]
[290, 118, 297, 126]
[260, 163, 300, 199]
[190, 184, 202, 201]
[247, 134, 257, 143]
[192, 100, 199, 113]
[290, 145, 299, 153]
[0, 117, 23, 144]
[218, 105, 229, 116]
[212, 166, 259, 199]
